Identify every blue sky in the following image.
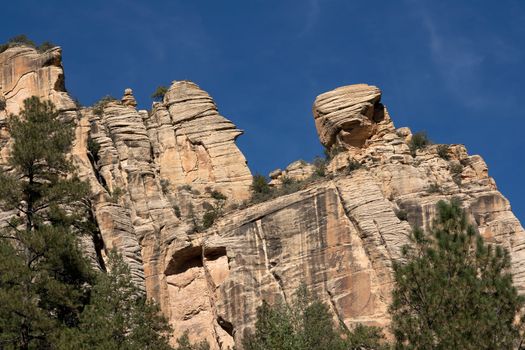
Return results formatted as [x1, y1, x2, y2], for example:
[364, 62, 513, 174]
[3, 0, 524, 223]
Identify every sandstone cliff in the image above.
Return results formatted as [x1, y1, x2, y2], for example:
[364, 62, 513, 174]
[1, 45, 523, 349]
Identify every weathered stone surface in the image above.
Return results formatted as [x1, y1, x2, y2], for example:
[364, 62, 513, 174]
[313, 84, 382, 149]
[269, 160, 316, 186]
[196, 174, 412, 343]
[148, 81, 253, 202]
[0, 45, 75, 115]
[121, 88, 137, 107]
[1, 48, 523, 350]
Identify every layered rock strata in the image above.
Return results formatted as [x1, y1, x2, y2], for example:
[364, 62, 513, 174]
[0, 46, 523, 349]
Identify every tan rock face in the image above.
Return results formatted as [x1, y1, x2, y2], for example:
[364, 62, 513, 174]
[313, 84, 383, 150]
[1, 48, 524, 350]
[121, 88, 137, 107]
[149, 81, 253, 201]
[0, 46, 75, 115]
[269, 160, 316, 186]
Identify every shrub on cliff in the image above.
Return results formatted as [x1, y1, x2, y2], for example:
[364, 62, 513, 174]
[152, 86, 169, 101]
[390, 199, 524, 349]
[174, 331, 210, 350]
[437, 144, 450, 160]
[250, 174, 272, 203]
[0, 35, 56, 53]
[92, 95, 117, 116]
[408, 131, 431, 157]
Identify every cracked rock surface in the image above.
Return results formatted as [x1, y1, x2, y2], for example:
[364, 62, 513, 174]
[0, 46, 523, 349]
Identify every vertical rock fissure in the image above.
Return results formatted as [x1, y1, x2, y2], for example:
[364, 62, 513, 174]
[254, 220, 287, 303]
[201, 247, 223, 350]
[201, 247, 233, 349]
[314, 191, 350, 331]
[325, 288, 350, 332]
[372, 219, 394, 262]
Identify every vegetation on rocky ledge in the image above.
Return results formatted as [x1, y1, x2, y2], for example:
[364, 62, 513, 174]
[0, 34, 56, 53]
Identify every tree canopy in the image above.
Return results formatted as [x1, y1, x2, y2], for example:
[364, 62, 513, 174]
[0, 96, 93, 349]
[243, 286, 385, 350]
[58, 251, 173, 350]
[390, 199, 525, 349]
[0, 97, 175, 350]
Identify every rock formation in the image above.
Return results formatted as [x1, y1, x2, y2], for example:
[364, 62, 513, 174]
[1, 45, 524, 349]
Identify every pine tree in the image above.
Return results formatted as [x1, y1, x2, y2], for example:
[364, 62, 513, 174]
[0, 97, 93, 349]
[390, 199, 525, 349]
[174, 331, 210, 350]
[243, 286, 385, 350]
[58, 250, 173, 350]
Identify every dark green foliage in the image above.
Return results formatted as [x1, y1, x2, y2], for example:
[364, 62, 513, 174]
[201, 190, 226, 230]
[0, 97, 94, 349]
[280, 177, 302, 193]
[180, 184, 193, 192]
[173, 205, 181, 218]
[0, 226, 93, 349]
[58, 250, 173, 350]
[160, 179, 171, 195]
[243, 286, 386, 350]
[395, 209, 408, 221]
[426, 183, 441, 194]
[211, 190, 227, 201]
[449, 162, 464, 175]
[347, 159, 362, 173]
[312, 156, 327, 177]
[0, 35, 56, 54]
[0, 97, 6, 111]
[36, 41, 55, 53]
[0, 96, 174, 349]
[252, 174, 271, 195]
[324, 144, 344, 160]
[449, 161, 464, 185]
[409, 131, 431, 157]
[0, 35, 36, 53]
[0, 96, 91, 232]
[249, 174, 307, 205]
[436, 144, 450, 160]
[174, 331, 210, 350]
[92, 95, 117, 117]
[87, 135, 100, 162]
[202, 210, 218, 229]
[110, 187, 125, 203]
[390, 199, 524, 349]
[250, 174, 272, 203]
[8, 34, 35, 47]
[152, 86, 169, 101]
[344, 324, 386, 350]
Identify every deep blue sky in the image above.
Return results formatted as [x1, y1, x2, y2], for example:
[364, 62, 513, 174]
[3, 0, 524, 224]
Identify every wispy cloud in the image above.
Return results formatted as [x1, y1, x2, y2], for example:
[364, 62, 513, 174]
[410, 0, 522, 109]
[297, 0, 321, 37]
[421, 13, 485, 108]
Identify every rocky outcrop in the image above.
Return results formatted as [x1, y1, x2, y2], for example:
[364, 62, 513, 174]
[0, 46, 523, 349]
[313, 84, 382, 150]
[150, 81, 253, 201]
[0, 46, 75, 115]
[165, 84, 525, 346]
[269, 160, 316, 186]
[121, 88, 137, 107]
